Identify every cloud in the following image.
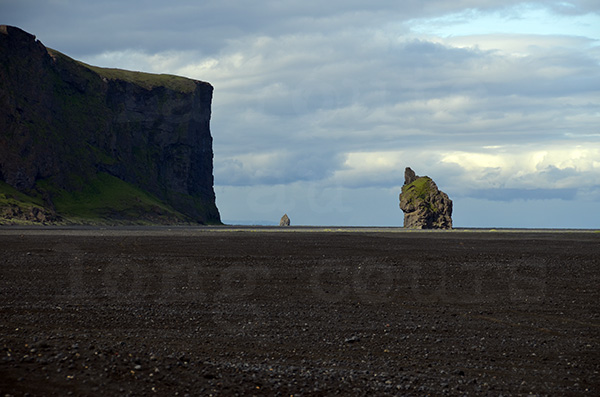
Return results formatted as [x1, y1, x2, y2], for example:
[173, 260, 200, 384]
[3, 0, 600, 226]
[73, 5, 600, 209]
[323, 143, 600, 194]
[216, 148, 344, 185]
[439, 145, 600, 202]
[469, 188, 577, 201]
[455, 197, 600, 228]
[7, 1, 596, 55]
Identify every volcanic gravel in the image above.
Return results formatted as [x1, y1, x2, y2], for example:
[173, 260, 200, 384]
[0, 226, 598, 396]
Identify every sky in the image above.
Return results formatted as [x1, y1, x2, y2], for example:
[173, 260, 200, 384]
[2, 0, 599, 228]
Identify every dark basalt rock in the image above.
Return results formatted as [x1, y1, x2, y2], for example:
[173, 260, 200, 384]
[404, 167, 418, 185]
[279, 214, 290, 226]
[399, 167, 452, 229]
[0, 26, 220, 224]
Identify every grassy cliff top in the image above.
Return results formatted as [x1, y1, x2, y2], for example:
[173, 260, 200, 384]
[402, 176, 434, 201]
[0, 181, 45, 209]
[47, 48, 202, 93]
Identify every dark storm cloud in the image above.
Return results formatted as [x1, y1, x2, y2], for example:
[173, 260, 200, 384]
[2, 0, 532, 57]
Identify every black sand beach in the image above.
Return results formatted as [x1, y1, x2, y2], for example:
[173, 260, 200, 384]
[1, 227, 598, 395]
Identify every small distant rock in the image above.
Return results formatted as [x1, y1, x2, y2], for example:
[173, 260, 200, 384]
[399, 167, 453, 229]
[279, 213, 290, 226]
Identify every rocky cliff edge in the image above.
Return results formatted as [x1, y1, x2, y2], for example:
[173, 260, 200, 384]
[0, 26, 220, 224]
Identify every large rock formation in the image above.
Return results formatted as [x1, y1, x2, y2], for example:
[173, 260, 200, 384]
[0, 26, 220, 224]
[399, 167, 452, 229]
[279, 213, 290, 226]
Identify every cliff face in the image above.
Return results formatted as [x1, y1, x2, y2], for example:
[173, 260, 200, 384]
[399, 167, 452, 229]
[0, 26, 220, 224]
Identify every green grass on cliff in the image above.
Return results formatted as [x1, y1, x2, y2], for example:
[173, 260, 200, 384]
[402, 177, 433, 200]
[38, 173, 190, 224]
[0, 181, 44, 207]
[401, 177, 440, 214]
[84, 65, 198, 93]
[1, 174, 199, 225]
[0, 181, 47, 225]
[47, 48, 198, 93]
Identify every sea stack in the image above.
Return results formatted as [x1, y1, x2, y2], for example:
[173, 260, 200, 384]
[399, 167, 452, 229]
[279, 214, 291, 226]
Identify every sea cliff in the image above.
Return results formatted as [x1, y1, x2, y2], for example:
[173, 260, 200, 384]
[0, 26, 220, 224]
